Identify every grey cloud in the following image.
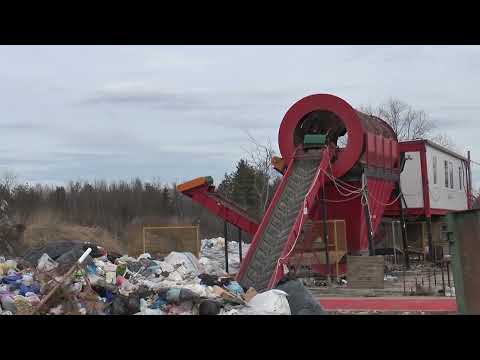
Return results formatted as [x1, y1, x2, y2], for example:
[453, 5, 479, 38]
[82, 91, 207, 110]
[0, 122, 43, 130]
[433, 105, 480, 111]
[80, 86, 295, 110]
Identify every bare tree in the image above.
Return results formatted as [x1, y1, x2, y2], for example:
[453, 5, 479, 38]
[1, 171, 18, 194]
[243, 131, 279, 215]
[360, 98, 436, 141]
[360, 98, 456, 150]
[431, 133, 457, 151]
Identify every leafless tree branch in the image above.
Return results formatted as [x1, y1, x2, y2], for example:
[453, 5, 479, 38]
[360, 98, 456, 150]
[242, 130, 278, 215]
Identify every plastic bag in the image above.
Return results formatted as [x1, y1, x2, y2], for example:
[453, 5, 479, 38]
[118, 279, 137, 297]
[156, 261, 175, 274]
[198, 257, 226, 276]
[167, 271, 184, 282]
[226, 281, 244, 296]
[37, 253, 58, 272]
[246, 290, 291, 315]
[164, 252, 201, 277]
[0, 260, 17, 276]
[21, 274, 34, 286]
[137, 253, 151, 260]
[14, 296, 34, 315]
[135, 308, 165, 315]
[0, 295, 17, 314]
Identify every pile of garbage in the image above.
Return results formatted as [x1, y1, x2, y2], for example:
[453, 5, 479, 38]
[0, 237, 324, 315]
[199, 237, 250, 275]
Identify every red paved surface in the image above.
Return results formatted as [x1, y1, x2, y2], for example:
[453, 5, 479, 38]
[320, 297, 458, 313]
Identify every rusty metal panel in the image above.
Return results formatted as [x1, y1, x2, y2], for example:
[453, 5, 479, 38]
[447, 209, 480, 314]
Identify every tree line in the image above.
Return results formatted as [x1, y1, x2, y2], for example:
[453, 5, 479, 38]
[0, 152, 279, 245]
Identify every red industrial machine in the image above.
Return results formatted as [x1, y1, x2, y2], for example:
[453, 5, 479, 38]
[178, 94, 401, 292]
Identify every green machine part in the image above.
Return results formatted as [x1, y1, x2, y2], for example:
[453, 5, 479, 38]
[446, 209, 480, 314]
[303, 134, 327, 149]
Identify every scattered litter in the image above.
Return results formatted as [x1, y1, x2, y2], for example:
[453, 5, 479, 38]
[0, 237, 323, 315]
[200, 237, 250, 275]
[37, 254, 58, 272]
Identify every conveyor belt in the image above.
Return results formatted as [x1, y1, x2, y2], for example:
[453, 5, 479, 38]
[237, 157, 321, 291]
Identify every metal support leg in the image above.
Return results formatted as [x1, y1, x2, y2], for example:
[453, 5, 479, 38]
[238, 227, 243, 263]
[399, 192, 410, 269]
[446, 261, 451, 288]
[362, 174, 375, 256]
[321, 186, 331, 282]
[441, 261, 446, 296]
[224, 221, 229, 273]
[427, 216, 434, 261]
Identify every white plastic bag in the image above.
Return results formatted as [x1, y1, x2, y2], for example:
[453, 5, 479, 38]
[135, 308, 165, 315]
[137, 253, 151, 260]
[198, 257, 226, 276]
[245, 289, 291, 315]
[164, 252, 201, 277]
[156, 261, 175, 274]
[37, 253, 58, 272]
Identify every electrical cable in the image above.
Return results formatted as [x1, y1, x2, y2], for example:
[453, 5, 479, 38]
[368, 190, 403, 206]
[323, 193, 362, 203]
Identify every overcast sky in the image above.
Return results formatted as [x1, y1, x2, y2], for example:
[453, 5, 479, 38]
[1, 45, 480, 187]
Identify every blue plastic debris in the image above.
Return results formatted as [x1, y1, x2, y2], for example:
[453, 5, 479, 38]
[105, 290, 115, 302]
[86, 265, 97, 274]
[19, 283, 41, 296]
[1, 274, 22, 285]
[150, 297, 168, 309]
[226, 281, 244, 296]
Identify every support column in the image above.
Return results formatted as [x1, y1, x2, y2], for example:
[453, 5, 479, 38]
[399, 190, 410, 269]
[467, 151, 473, 209]
[419, 148, 434, 260]
[426, 216, 434, 262]
[321, 186, 331, 280]
[238, 227, 243, 263]
[224, 221, 229, 273]
[362, 174, 375, 256]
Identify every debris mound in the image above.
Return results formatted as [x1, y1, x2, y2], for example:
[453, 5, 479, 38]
[1, 237, 328, 315]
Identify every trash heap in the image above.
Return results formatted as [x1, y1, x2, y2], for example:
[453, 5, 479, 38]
[199, 237, 250, 275]
[0, 238, 302, 315]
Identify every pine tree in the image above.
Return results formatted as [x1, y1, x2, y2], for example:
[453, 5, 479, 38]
[161, 186, 173, 216]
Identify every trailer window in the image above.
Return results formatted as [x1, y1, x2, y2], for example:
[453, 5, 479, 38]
[449, 162, 454, 189]
[433, 156, 437, 184]
[459, 166, 462, 190]
[444, 160, 449, 188]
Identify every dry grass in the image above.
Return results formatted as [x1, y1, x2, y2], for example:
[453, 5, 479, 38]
[20, 209, 125, 254]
